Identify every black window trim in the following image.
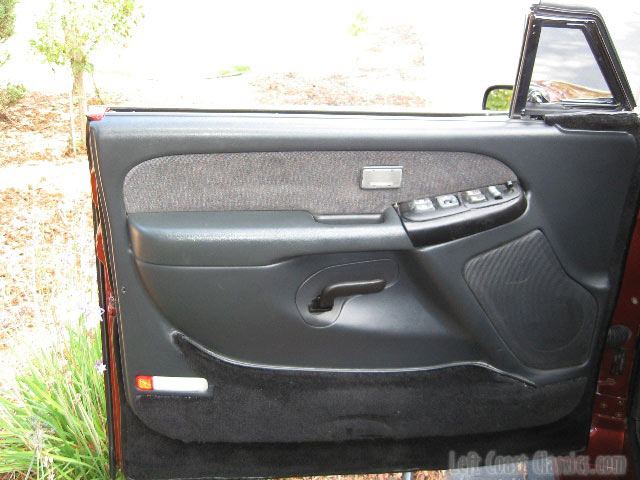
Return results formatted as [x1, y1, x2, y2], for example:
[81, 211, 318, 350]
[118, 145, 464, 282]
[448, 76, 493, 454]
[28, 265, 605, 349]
[510, 3, 636, 119]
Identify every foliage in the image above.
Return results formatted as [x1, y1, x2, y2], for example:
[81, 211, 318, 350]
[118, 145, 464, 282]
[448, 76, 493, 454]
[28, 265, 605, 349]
[217, 64, 251, 78]
[30, 0, 142, 77]
[0, 0, 17, 66]
[484, 88, 513, 111]
[30, 0, 142, 140]
[0, 0, 16, 43]
[0, 315, 122, 479]
[0, 81, 24, 107]
[349, 10, 368, 37]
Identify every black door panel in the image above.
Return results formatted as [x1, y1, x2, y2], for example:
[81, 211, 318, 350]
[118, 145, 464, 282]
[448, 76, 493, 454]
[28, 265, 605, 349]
[90, 112, 638, 478]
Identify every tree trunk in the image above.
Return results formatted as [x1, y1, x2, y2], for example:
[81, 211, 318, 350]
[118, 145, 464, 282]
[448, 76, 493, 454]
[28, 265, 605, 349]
[72, 67, 87, 145]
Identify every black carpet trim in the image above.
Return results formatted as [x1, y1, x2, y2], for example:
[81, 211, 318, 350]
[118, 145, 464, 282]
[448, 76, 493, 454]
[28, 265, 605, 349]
[121, 388, 590, 480]
[127, 332, 588, 444]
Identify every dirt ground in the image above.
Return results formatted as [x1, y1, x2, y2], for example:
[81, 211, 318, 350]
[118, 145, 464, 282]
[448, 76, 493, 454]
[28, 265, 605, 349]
[253, 25, 427, 108]
[0, 92, 98, 391]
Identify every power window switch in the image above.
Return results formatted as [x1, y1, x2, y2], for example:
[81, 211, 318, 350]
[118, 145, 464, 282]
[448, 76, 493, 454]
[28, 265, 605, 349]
[464, 189, 487, 203]
[436, 194, 460, 209]
[408, 198, 435, 213]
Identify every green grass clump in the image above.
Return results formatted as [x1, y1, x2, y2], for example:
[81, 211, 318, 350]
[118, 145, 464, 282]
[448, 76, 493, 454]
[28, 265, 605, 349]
[217, 65, 251, 77]
[0, 315, 117, 479]
[0, 82, 26, 108]
[349, 10, 368, 36]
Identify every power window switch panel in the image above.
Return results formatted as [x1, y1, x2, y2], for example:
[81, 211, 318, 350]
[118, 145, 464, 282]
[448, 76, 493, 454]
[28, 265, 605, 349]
[436, 194, 459, 208]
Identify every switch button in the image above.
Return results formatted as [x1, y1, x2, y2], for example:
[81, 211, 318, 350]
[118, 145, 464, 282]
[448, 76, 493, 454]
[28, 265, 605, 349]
[436, 194, 460, 208]
[465, 189, 487, 203]
[408, 198, 435, 213]
[488, 185, 503, 199]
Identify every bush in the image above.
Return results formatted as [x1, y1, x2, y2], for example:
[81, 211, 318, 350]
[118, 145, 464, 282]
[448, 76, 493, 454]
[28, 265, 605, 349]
[0, 82, 25, 108]
[0, 0, 17, 67]
[0, 0, 17, 42]
[0, 315, 121, 479]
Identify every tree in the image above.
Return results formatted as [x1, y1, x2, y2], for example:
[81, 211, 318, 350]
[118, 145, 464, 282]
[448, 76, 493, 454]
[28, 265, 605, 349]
[31, 0, 142, 140]
[0, 0, 23, 116]
[0, 0, 18, 67]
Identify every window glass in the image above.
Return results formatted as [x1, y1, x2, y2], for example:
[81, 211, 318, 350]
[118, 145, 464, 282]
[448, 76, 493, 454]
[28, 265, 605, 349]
[530, 26, 613, 102]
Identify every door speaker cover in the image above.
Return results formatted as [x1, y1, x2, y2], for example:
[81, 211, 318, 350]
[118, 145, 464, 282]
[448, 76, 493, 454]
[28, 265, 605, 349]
[464, 230, 596, 369]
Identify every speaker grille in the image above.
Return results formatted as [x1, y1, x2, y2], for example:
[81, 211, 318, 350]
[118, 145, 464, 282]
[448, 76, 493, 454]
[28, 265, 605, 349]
[464, 230, 596, 369]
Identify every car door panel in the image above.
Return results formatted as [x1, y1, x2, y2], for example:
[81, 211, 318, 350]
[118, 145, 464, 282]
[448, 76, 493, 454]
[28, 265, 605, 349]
[88, 109, 639, 479]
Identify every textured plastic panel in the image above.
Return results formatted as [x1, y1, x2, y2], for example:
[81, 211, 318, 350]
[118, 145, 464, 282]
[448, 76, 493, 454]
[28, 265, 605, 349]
[134, 251, 484, 370]
[128, 208, 412, 267]
[464, 230, 597, 369]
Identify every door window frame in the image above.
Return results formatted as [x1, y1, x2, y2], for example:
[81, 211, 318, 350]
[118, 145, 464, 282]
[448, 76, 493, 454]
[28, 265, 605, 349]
[510, 4, 636, 118]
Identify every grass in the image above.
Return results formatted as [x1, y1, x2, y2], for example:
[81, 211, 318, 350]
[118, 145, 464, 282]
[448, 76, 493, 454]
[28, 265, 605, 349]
[349, 10, 368, 37]
[0, 83, 26, 111]
[0, 172, 97, 389]
[0, 315, 446, 480]
[0, 314, 121, 480]
[216, 65, 251, 78]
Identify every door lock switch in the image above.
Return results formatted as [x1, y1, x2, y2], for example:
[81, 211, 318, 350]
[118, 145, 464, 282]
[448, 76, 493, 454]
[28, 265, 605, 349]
[436, 194, 459, 208]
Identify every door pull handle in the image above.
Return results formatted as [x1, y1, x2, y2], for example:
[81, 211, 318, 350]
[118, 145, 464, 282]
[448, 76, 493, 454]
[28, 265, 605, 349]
[308, 278, 387, 313]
